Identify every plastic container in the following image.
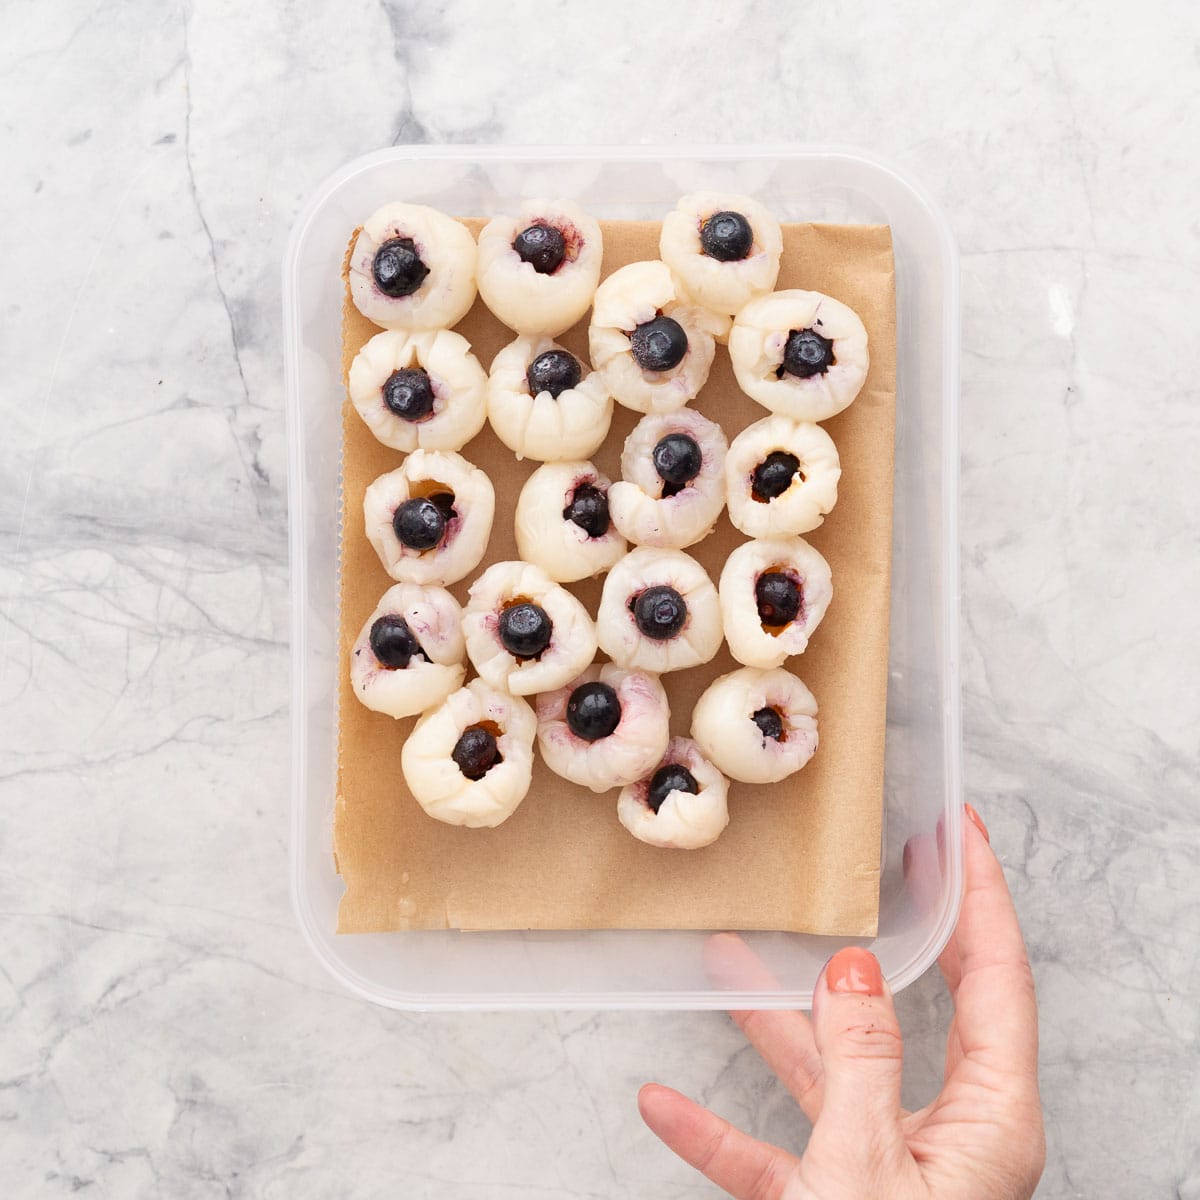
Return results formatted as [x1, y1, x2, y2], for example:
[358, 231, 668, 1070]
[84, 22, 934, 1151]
[284, 145, 961, 1011]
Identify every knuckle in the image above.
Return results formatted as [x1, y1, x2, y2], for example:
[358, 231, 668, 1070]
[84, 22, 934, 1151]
[833, 1014, 904, 1062]
[965, 952, 1037, 999]
[784, 1054, 824, 1112]
[745, 1153, 787, 1200]
[1016, 961, 1038, 1004]
[998, 952, 1037, 998]
[979, 1101, 1047, 1192]
[695, 1120, 735, 1173]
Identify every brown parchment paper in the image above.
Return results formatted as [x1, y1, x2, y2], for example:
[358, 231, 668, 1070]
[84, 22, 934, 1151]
[333, 220, 895, 935]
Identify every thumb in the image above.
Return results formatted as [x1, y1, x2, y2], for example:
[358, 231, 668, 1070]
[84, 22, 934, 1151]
[811, 948, 905, 1143]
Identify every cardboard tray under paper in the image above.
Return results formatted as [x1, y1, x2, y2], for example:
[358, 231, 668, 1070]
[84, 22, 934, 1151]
[334, 219, 895, 935]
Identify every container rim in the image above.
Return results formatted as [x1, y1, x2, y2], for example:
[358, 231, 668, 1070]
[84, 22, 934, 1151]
[283, 143, 962, 1010]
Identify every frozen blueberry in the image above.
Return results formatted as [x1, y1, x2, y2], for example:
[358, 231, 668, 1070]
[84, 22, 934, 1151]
[566, 681, 622, 742]
[752, 706, 784, 742]
[513, 223, 566, 274]
[452, 725, 502, 781]
[392, 497, 446, 550]
[751, 451, 801, 501]
[632, 585, 687, 641]
[652, 433, 702, 497]
[526, 349, 582, 399]
[647, 763, 698, 814]
[372, 237, 429, 298]
[382, 368, 435, 421]
[699, 210, 753, 262]
[755, 572, 802, 627]
[563, 483, 610, 538]
[369, 615, 423, 669]
[630, 315, 688, 372]
[781, 328, 835, 379]
[498, 602, 552, 660]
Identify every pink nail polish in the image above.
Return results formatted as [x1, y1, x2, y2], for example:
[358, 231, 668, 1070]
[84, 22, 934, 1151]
[964, 803, 990, 843]
[825, 947, 883, 996]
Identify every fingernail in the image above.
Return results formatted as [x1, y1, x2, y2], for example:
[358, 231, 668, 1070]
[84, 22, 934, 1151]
[964, 803, 990, 843]
[825, 947, 884, 996]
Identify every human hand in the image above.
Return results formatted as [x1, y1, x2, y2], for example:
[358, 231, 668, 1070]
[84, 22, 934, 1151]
[639, 805, 1045, 1199]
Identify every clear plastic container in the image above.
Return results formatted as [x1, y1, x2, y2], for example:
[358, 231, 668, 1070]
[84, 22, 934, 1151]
[283, 146, 961, 1011]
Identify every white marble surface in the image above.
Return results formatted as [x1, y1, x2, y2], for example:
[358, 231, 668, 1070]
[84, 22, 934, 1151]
[2, 1, 1197, 1195]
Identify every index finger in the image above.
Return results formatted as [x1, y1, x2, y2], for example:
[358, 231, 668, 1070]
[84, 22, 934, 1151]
[704, 933, 825, 1122]
[940, 808, 1039, 1079]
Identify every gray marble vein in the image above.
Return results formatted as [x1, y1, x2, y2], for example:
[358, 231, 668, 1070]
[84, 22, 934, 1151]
[2, 0, 1198, 1196]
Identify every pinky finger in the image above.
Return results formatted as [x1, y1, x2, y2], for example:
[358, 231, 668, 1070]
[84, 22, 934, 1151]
[638, 1083, 799, 1200]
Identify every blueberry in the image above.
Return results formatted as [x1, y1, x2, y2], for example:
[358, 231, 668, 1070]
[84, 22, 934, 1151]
[699, 210, 753, 262]
[498, 602, 552, 660]
[632, 585, 687, 641]
[372, 237, 429, 298]
[382, 368, 434, 421]
[755, 572, 802, 627]
[526, 349, 581, 399]
[752, 706, 784, 742]
[392, 497, 445, 550]
[630, 315, 688, 372]
[563, 483, 610, 538]
[751, 451, 801, 501]
[369, 615, 423, 669]
[647, 763, 698, 814]
[652, 433, 702, 497]
[566, 681, 622, 742]
[430, 491, 457, 522]
[452, 725, 502, 781]
[781, 328, 835, 379]
[513, 223, 566, 274]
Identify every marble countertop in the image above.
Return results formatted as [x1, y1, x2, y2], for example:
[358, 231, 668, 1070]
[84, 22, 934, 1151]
[3, 2, 1197, 1196]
